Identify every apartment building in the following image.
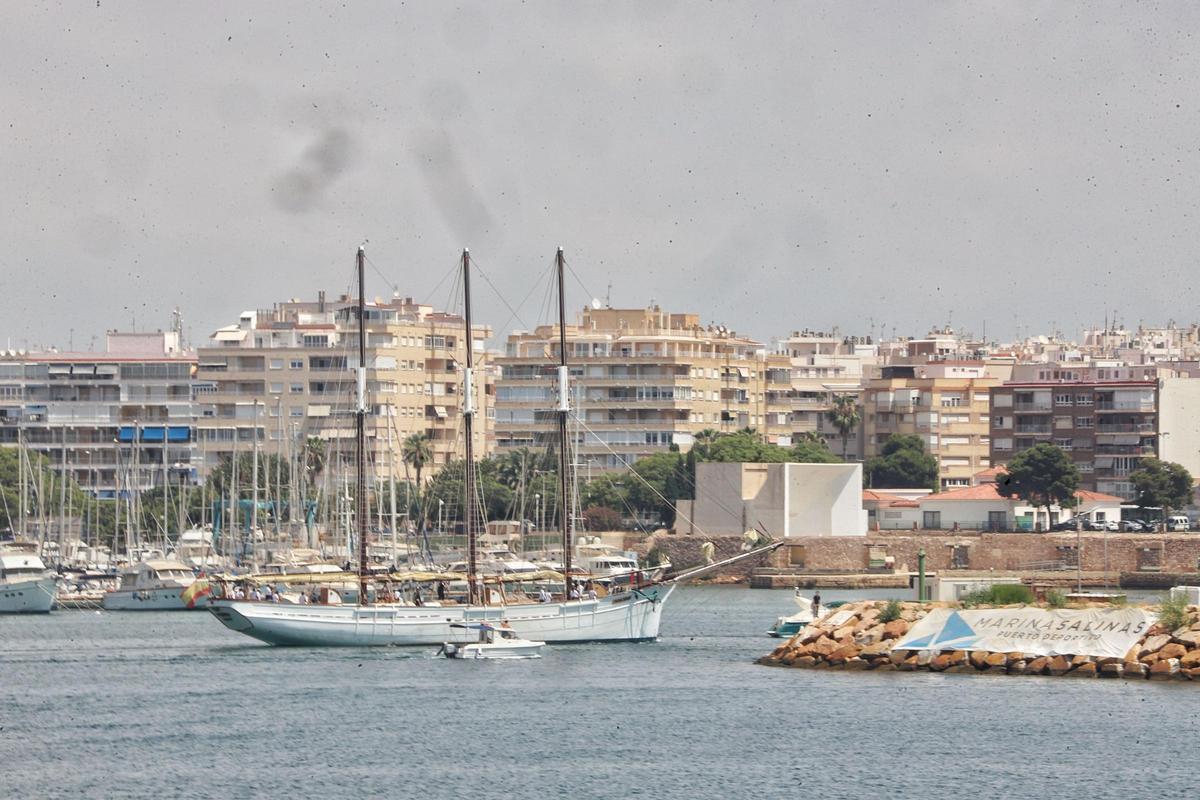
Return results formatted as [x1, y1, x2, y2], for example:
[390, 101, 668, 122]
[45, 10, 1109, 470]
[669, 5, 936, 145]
[989, 364, 1164, 499]
[773, 330, 877, 459]
[494, 306, 794, 471]
[195, 293, 491, 482]
[861, 362, 1000, 489]
[0, 331, 198, 499]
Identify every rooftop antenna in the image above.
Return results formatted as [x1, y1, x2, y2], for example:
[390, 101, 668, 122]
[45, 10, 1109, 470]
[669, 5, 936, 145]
[605, 280, 612, 308]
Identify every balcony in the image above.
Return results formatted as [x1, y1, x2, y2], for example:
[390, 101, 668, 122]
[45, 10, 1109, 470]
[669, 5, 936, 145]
[1095, 401, 1155, 412]
[1095, 422, 1156, 433]
[1013, 425, 1051, 435]
[1013, 402, 1052, 412]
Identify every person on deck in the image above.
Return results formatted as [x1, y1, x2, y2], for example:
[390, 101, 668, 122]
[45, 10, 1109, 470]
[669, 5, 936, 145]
[811, 591, 822, 619]
[538, 587, 551, 603]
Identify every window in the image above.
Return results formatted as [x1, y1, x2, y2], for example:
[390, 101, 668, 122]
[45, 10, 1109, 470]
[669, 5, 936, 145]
[270, 383, 283, 394]
[270, 359, 284, 370]
[1075, 394, 1093, 405]
[1075, 417, 1094, 428]
[923, 511, 942, 529]
[290, 383, 304, 394]
[290, 359, 304, 370]
[1055, 393, 1072, 406]
[289, 407, 303, 417]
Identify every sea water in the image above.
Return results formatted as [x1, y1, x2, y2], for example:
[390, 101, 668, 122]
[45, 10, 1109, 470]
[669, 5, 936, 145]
[0, 586, 1188, 799]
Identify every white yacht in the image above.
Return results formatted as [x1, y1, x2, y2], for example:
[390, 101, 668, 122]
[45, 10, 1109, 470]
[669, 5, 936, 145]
[0, 549, 57, 613]
[102, 559, 200, 611]
[442, 623, 544, 659]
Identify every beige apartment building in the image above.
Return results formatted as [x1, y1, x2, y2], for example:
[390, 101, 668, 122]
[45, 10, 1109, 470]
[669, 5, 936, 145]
[195, 293, 492, 483]
[774, 330, 877, 459]
[494, 306, 795, 471]
[862, 362, 1001, 489]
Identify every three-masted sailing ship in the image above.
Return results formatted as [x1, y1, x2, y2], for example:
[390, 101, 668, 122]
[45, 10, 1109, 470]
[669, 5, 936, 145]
[208, 246, 677, 646]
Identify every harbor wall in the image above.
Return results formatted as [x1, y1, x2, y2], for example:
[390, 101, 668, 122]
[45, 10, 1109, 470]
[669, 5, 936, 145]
[759, 600, 1200, 681]
[760, 531, 1200, 575]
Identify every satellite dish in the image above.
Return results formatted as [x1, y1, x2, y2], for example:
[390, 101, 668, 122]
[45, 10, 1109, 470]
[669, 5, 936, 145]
[590, 298, 602, 310]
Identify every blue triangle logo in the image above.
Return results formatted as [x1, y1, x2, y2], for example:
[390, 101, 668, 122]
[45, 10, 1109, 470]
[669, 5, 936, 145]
[932, 611, 976, 647]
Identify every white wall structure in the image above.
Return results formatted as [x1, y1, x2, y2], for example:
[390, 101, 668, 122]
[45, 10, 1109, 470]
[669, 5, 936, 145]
[682, 462, 867, 537]
[1158, 377, 1200, 478]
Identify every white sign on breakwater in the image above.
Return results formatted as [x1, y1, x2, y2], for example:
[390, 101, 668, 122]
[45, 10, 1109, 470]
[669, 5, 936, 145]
[892, 607, 1157, 659]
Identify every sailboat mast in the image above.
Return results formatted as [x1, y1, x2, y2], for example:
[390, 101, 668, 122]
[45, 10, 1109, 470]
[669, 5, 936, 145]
[555, 247, 573, 595]
[355, 245, 370, 605]
[461, 249, 479, 604]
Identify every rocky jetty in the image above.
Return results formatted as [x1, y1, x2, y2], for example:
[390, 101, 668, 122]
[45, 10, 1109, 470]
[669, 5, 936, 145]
[758, 601, 1200, 681]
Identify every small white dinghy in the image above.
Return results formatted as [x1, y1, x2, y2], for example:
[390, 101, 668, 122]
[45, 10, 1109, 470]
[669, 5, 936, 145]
[441, 622, 545, 660]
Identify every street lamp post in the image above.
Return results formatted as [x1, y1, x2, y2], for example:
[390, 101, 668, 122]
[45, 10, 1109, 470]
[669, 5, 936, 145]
[438, 498, 445, 537]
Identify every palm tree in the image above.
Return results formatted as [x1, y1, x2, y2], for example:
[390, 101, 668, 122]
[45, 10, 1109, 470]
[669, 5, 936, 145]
[825, 394, 861, 460]
[692, 428, 721, 459]
[402, 433, 433, 487]
[302, 437, 326, 493]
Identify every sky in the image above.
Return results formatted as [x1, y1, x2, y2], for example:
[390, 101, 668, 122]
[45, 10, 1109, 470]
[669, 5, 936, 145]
[4, 2, 1200, 352]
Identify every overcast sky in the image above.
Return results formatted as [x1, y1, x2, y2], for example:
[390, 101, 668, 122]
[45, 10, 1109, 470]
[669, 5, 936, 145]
[4, 2, 1200, 352]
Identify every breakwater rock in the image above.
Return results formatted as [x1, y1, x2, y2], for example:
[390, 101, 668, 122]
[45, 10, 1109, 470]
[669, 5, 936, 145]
[757, 601, 1200, 681]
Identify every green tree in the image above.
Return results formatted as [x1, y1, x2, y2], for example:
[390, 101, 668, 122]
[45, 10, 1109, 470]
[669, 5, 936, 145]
[627, 452, 685, 525]
[865, 434, 939, 489]
[0, 448, 89, 539]
[1130, 458, 1194, 529]
[581, 473, 628, 510]
[401, 433, 433, 487]
[691, 428, 721, 460]
[704, 430, 767, 462]
[789, 437, 841, 464]
[995, 443, 1080, 530]
[582, 505, 623, 531]
[302, 437, 326, 493]
[825, 394, 861, 460]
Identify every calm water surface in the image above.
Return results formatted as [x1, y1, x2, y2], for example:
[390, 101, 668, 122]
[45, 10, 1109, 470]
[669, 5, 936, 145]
[0, 586, 1188, 799]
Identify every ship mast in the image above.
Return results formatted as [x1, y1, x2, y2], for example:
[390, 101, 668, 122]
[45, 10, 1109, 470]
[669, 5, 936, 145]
[356, 245, 370, 606]
[461, 249, 479, 604]
[555, 248, 573, 596]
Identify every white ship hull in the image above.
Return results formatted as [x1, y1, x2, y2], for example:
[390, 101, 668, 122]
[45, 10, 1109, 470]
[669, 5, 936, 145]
[0, 576, 57, 613]
[444, 639, 544, 659]
[102, 587, 195, 611]
[208, 584, 674, 647]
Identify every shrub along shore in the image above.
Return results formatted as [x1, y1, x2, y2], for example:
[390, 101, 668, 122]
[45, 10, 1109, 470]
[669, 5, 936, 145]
[758, 596, 1200, 681]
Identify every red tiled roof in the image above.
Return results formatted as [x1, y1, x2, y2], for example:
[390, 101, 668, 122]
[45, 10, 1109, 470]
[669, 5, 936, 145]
[862, 489, 920, 508]
[925, 484, 1008, 502]
[1074, 489, 1124, 503]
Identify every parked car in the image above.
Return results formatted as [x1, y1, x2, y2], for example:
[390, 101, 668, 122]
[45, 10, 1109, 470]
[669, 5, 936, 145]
[1050, 518, 1082, 531]
[1103, 520, 1120, 532]
[1084, 519, 1107, 531]
[1168, 515, 1191, 532]
[1119, 520, 1146, 532]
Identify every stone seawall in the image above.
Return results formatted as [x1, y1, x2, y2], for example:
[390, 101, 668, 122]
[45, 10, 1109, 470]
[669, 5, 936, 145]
[759, 601, 1200, 681]
[761, 531, 1200, 575]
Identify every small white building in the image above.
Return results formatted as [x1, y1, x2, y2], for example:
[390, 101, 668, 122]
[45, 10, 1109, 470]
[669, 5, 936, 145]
[678, 462, 867, 537]
[864, 482, 1123, 531]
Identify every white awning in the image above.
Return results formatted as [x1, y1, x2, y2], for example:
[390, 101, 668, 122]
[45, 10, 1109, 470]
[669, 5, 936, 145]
[736, 367, 750, 378]
[213, 329, 247, 342]
[307, 404, 331, 418]
[433, 405, 448, 418]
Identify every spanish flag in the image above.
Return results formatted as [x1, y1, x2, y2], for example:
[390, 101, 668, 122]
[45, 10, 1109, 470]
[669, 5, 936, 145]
[182, 579, 213, 609]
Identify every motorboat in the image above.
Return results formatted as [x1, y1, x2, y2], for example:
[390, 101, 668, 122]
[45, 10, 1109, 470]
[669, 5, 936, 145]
[441, 623, 544, 659]
[574, 537, 670, 585]
[170, 527, 225, 570]
[102, 559, 200, 611]
[0, 548, 57, 613]
[767, 589, 817, 638]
